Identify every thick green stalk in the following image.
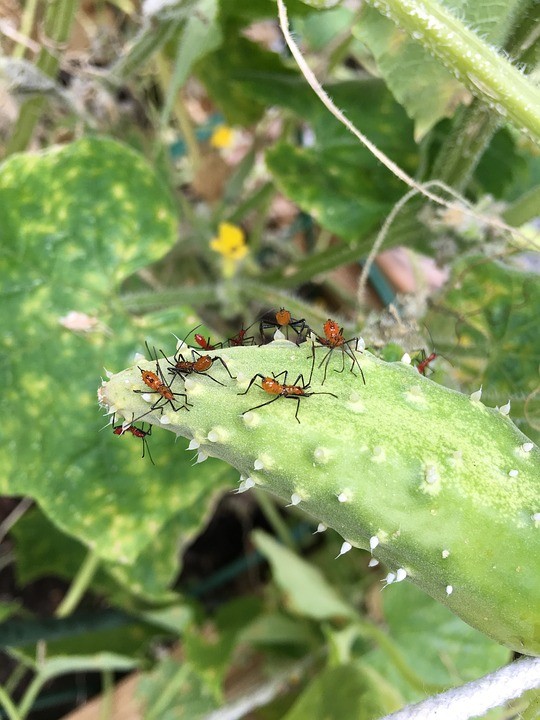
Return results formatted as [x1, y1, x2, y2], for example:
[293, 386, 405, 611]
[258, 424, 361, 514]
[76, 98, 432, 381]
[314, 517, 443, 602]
[429, 0, 540, 191]
[100, 342, 540, 656]
[119, 285, 218, 313]
[55, 549, 100, 619]
[258, 206, 421, 289]
[5, 0, 79, 155]
[429, 100, 500, 192]
[0, 686, 21, 720]
[365, 0, 540, 143]
[12, 0, 39, 59]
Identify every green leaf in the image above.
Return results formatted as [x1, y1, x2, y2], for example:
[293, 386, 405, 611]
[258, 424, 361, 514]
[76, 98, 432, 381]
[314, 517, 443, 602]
[474, 128, 526, 197]
[137, 658, 219, 720]
[253, 531, 356, 621]
[366, 582, 511, 701]
[354, 0, 525, 139]
[430, 259, 540, 443]
[353, 7, 469, 141]
[263, 79, 420, 245]
[196, 33, 297, 125]
[296, 0, 341, 8]
[220, 0, 318, 21]
[0, 602, 20, 623]
[241, 612, 319, 650]
[161, 0, 222, 124]
[140, 604, 194, 634]
[183, 597, 263, 696]
[295, 6, 357, 50]
[504, 185, 540, 225]
[198, 30, 425, 248]
[30, 621, 161, 660]
[282, 664, 392, 720]
[40, 653, 139, 681]
[0, 137, 236, 568]
[11, 505, 184, 603]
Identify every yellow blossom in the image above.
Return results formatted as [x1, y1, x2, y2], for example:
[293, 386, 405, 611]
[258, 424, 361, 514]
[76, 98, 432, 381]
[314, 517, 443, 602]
[210, 124, 234, 149]
[210, 222, 248, 277]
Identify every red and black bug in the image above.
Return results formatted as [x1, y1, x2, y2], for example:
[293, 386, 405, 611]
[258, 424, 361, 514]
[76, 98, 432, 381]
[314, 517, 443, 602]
[134, 343, 192, 413]
[312, 319, 365, 386]
[411, 325, 446, 376]
[166, 347, 236, 385]
[238, 349, 337, 423]
[227, 325, 256, 347]
[193, 332, 222, 351]
[415, 351, 437, 376]
[113, 422, 154, 464]
[259, 308, 310, 343]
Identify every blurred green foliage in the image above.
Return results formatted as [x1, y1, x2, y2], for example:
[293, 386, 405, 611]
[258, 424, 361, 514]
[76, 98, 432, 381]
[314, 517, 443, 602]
[0, 0, 539, 716]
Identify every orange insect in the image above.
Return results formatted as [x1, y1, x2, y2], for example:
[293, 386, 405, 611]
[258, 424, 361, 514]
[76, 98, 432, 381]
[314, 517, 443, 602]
[134, 343, 191, 412]
[312, 319, 365, 385]
[259, 307, 310, 343]
[113, 422, 154, 464]
[238, 351, 337, 423]
[167, 349, 236, 386]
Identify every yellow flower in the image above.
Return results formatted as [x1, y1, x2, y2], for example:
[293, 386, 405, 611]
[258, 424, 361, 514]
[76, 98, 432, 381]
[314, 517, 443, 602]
[210, 222, 248, 277]
[210, 124, 234, 149]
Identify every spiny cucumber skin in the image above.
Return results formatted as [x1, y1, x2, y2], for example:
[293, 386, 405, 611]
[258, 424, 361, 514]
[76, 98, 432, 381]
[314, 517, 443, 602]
[100, 343, 540, 656]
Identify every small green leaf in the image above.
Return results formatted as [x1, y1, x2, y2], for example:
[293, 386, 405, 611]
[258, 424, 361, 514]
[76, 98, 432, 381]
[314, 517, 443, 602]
[241, 612, 318, 650]
[264, 79, 421, 245]
[253, 531, 356, 621]
[296, 0, 341, 8]
[40, 653, 138, 681]
[504, 185, 540, 226]
[354, 0, 526, 139]
[161, 0, 222, 123]
[0, 602, 20, 623]
[354, 7, 469, 141]
[366, 582, 511, 701]
[183, 597, 263, 697]
[137, 658, 219, 720]
[283, 664, 392, 720]
[196, 33, 297, 124]
[140, 605, 194, 635]
[431, 259, 540, 443]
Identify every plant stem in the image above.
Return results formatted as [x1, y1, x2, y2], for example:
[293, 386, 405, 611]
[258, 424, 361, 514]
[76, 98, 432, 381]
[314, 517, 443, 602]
[5, 0, 80, 155]
[4, 663, 27, 696]
[55, 548, 100, 619]
[120, 285, 218, 313]
[430, 101, 499, 192]
[12, 0, 40, 59]
[257, 206, 422, 290]
[365, 0, 540, 143]
[355, 620, 447, 695]
[17, 673, 45, 720]
[429, 0, 540, 192]
[144, 664, 188, 720]
[155, 52, 201, 170]
[0, 687, 21, 720]
[254, 489, 296, 551]
[503, 185, 540, 226]
[112, 19, 180, 79]
[99, 669, 114, 720]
